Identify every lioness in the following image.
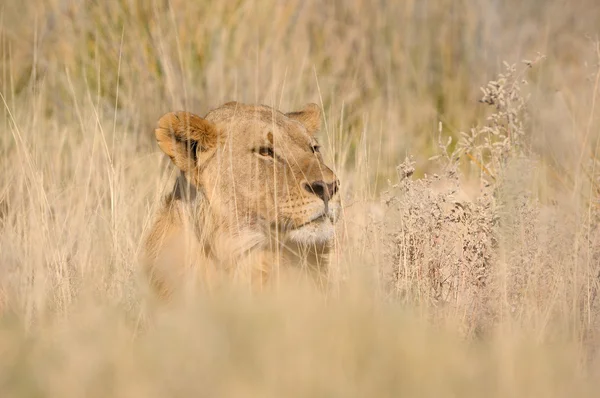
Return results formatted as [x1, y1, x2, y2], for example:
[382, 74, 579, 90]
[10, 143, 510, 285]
[143, 101, 340, 298]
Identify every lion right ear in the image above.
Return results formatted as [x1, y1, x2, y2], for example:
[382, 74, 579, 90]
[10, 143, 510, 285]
[155, 111, 220, 172]
[286, 103, 321, 135]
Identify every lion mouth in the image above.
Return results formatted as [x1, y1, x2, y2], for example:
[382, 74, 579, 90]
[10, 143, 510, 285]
[293, 212, 333, 229]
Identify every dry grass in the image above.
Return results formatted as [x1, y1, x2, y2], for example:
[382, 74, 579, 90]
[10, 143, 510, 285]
[2, 0, 600, 396]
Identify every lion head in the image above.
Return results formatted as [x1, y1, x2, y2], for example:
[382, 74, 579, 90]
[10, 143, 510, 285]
[155, 101, 340, 245]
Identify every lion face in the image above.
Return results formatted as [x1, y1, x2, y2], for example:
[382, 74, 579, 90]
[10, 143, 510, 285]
[155, 102, 340, 245]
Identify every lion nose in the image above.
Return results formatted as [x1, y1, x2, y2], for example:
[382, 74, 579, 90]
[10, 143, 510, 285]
[304, 180, 339, 204]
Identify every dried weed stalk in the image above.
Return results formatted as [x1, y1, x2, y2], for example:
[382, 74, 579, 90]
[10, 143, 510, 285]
[380, 55, 600, 334]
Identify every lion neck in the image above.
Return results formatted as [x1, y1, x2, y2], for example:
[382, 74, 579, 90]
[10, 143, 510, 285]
[171, 172, 332, 278]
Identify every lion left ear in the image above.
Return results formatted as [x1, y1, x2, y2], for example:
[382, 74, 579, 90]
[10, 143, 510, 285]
[286, 103, 321, 135]
[155, 111, 221, 173]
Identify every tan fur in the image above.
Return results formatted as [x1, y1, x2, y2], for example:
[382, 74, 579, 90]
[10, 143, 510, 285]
[143, 102, 340, 299]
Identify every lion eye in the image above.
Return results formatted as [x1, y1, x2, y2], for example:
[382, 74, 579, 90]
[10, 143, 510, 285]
[257, 147, 275, 158]
[311, 145, 320, 154]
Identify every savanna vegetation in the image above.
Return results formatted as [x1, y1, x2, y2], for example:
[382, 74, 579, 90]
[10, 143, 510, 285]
[2, 0, 600, 396]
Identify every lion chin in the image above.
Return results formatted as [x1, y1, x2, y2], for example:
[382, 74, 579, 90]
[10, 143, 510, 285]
[287, 217, 336, 245]
[287, 205, 340, 245]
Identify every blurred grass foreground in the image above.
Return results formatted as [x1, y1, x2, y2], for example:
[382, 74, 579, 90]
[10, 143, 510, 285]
[2, 0, 600, 396]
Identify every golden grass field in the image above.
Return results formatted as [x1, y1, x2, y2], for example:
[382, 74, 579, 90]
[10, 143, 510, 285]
[2, 0, 600, 396]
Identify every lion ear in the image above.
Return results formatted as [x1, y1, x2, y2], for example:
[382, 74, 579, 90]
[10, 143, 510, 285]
[286, 103, 321, 135]
[155, 111, 220, 172]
